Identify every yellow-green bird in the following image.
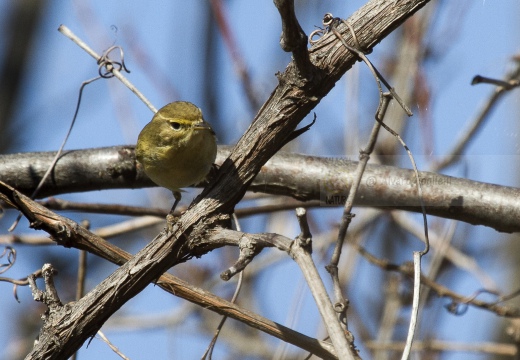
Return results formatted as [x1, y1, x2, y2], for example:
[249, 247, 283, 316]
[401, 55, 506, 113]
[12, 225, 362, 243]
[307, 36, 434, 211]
[136, 101, 217, 213]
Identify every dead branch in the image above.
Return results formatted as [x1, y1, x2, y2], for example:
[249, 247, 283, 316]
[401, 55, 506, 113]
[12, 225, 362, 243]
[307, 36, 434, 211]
[2, 145, 520, 233]
[1, 0, 432, 358]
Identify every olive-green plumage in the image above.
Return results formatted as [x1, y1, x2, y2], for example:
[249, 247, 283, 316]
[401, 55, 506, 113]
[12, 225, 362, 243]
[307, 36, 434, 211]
[136, 101, 217, 195]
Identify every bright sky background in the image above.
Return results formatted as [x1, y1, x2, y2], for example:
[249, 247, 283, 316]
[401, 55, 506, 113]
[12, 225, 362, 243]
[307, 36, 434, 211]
[1, 1, 519, 359]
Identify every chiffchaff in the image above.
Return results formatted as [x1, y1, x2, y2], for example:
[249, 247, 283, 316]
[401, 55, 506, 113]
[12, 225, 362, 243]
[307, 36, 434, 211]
[136, 101, 217, 212]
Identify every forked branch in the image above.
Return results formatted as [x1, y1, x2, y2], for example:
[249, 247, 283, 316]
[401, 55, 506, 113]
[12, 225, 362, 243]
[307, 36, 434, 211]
[5, 0, 432, 358]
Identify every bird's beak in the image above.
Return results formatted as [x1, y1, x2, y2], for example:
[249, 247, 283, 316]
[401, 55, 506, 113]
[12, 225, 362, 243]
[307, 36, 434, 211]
[193, 120, 214, 132]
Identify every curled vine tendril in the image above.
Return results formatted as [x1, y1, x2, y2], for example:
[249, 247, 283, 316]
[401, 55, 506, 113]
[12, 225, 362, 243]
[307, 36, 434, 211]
[0, 246, 15, 274]
[97, 45, 131, 79]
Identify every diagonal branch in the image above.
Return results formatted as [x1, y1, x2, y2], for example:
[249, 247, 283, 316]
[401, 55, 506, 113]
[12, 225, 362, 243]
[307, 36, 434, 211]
[0, 182, 337, 359]
[7, 0, 432, 358]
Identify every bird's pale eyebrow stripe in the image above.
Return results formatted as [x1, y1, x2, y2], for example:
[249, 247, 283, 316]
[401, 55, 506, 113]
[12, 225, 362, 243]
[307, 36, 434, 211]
[155, 112, 169, 121]
[155, 113, 187, 123]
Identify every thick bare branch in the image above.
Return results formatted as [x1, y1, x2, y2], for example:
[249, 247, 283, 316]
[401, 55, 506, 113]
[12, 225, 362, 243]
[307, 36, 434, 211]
[2, 145, 519, 233]
[3, 0, 432, 357]
[0, 182, 337, 359]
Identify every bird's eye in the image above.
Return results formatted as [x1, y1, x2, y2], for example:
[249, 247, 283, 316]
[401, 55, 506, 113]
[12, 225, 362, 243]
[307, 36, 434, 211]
[170, 122, 181, 131]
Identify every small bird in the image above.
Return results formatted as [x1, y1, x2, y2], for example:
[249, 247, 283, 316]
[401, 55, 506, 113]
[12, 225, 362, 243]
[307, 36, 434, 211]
[136, 101, 217, 213]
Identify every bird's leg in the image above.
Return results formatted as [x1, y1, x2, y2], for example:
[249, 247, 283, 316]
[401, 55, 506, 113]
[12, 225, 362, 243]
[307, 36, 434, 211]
[170, 191, 182, 214]
[166, 191, 182, 230]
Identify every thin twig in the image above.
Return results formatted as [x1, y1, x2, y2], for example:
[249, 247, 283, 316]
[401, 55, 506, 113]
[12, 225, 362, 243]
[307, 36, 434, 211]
[471, 75, 520, 89]
[432, 62, 520, 171]
[202, 213, 244, 360]
[325, 20, 428, 357]
[326, 94, 392, 335]
[8, 76, 100, 232]
[58, 25, 157, 113]
[373, 117, 430, 256]
[10, 25, 156, 231]
[293, 241, 355, 359]
[0, 200, 325, 247]
[401, 252, 421, 360]
[328, 94, 392, 268]
[0, 267, 42, 303]
[293, 208, 357, 360]
[352, 242, 520, 318]
[39, 197, 169, 217]
[365, 340, 517, 356]
[391, 212, 497, 291]
[33, 197, 322, 218]
[97, 331, 131, 360]
[321, 13, 413, 337]
[0, 246, 16, 274]
[0, 216, 164, 246]
[326, 16, 412, 116]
